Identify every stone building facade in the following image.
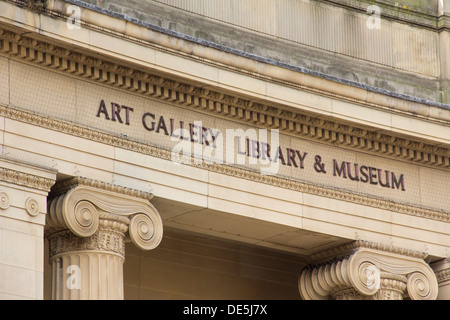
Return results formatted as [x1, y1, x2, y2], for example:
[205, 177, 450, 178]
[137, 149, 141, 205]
[0, 0, 449, 300]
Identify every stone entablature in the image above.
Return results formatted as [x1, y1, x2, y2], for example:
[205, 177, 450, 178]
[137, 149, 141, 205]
[2, 105, 449, 226]
[1, 2, 449, 128]
[0, 14, 448, 221]
[0, 25, 448, 169]
[298, 241, 439, 300]
[0, 3, 448, 253]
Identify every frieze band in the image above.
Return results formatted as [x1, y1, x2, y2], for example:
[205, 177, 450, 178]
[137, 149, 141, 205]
[98, 99, 407, 192]
[2, 104, 449, 223]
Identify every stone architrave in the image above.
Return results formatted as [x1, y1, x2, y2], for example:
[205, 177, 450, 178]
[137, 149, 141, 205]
[298, 241, 439, 300]
[45, 177, 163, 300]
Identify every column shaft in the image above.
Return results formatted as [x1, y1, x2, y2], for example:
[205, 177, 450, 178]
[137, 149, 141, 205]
[50, 249, 124, 300]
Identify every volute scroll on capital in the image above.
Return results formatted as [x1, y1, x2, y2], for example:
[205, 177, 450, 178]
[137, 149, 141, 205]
[299, 244, 439, 300]
[46, 177, 163, 251]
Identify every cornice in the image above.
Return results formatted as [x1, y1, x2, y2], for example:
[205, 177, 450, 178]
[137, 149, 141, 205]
[0, 27, 449, 171]
[3, 0, 450, 109]
[0, 163, 55, 191]
[44, 0, 450, 107]
[1, 104, 449, 224]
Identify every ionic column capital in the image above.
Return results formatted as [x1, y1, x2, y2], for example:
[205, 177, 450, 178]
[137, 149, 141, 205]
[299, 241, 439, 300]
[46, 177, 163, 251]
[46, 177, 163, 299]
[431, 258, 450, 283]
[431, 258, 450, 300]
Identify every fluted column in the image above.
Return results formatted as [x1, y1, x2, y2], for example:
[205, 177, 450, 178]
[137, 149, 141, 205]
[45, 177, 163, 300]
[298, 241, 439, 300]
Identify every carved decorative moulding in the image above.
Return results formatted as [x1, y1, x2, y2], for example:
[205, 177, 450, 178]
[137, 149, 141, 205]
[25, 197, 40, 216]
[0, 165, 55, 192]
[298, 241, 439, 300]
[0, 191, 10, 210]
[46, 177, 163, 252]
[16, 0, 48, 10]
[431, 258, 450, 285]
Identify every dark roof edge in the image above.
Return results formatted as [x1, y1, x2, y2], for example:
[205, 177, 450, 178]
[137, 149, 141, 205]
[60, 0, 450, 112]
